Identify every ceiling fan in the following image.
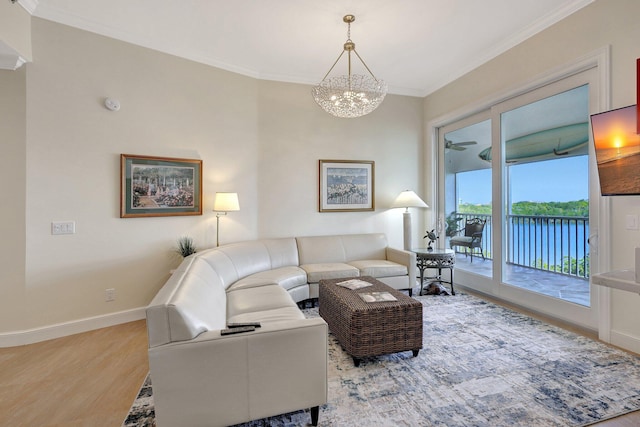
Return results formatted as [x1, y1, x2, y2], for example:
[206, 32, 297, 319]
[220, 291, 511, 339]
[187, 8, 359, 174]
[444, 139, 477, 151]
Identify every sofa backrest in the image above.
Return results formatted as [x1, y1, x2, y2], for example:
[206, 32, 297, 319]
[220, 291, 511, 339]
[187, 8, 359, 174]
[146, 255, 227, 348]
[198, 238, 299, 289]
[146, 238, 299, 348]
[296, 233, 388, 265]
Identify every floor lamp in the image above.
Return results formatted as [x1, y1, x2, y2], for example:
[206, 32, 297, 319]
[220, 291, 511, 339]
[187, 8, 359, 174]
[213, 192, 240, 247]
[390, 190, 428, 251]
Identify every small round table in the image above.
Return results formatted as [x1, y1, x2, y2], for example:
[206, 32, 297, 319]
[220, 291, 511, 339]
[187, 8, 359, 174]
[412, 248, 456, 295]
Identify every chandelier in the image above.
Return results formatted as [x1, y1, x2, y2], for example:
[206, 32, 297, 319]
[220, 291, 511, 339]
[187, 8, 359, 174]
[311, 14, 387, 118]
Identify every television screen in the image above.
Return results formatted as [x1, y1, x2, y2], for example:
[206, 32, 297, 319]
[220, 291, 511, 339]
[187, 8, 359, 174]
[590, 105, 640, 195]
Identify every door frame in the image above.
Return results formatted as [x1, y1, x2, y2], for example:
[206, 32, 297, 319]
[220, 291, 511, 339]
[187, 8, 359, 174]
[427, 46, 611, 333]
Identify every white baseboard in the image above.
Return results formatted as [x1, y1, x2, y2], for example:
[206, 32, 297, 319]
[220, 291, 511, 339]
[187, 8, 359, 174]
[0, 307, 146, 348]
[609, 330, 640, 355]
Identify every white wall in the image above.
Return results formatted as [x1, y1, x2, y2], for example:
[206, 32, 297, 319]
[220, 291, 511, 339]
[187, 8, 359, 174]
[0, 0, 32, 62]
[20, 19, 261, 332]
[0, 66, 27, 332]
[424, 0, 640, 351]
[257, 80, 424, 239]
[0, 18, 424, 342]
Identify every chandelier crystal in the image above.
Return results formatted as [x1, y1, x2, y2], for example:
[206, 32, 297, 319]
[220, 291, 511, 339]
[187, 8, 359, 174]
[311, 15, 387, 118]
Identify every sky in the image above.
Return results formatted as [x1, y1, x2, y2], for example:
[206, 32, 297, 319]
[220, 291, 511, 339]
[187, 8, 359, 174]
[457, 155, 589, 205]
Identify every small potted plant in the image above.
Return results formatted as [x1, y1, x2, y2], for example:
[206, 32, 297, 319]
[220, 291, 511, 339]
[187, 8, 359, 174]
[445, 212, 463, 238]
[176, 236, 197, 258]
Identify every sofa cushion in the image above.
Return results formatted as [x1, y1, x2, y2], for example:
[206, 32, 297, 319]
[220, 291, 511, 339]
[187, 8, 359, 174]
[450, 236, 474, 245]
[300, 263, 359, 283]
[198, 249, 241, 289]
[198, 238, 299, 289]
[296, 234, 389, 265]
[262, 238, 300, 268]
[226, 306, 304, 325]
[296, 236, 348, 264]
[227, 284, 297, 318]
[146, 256, 227, 347]
[340, 233, 388, 261]
[348, 260, 408, 278]
[229, 266, 307, 292]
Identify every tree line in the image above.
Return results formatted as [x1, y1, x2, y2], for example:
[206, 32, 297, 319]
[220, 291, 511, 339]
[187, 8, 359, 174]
[458, 200, 588, 217]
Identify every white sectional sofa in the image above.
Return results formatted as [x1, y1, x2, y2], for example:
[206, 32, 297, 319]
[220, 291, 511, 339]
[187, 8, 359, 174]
[145, 233, 416, 426]
[296, 233, 417, 300]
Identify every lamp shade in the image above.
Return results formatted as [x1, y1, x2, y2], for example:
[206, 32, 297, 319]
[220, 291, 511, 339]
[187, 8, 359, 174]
[213, 192, 240, 212]
[390, 190, 428, 209]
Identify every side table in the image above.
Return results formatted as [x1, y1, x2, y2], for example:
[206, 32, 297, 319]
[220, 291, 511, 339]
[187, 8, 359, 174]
[412, 248, 456, 295]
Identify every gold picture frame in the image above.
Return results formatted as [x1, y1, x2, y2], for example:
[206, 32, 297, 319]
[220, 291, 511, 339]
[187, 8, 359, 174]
[120, 154, 203, 218]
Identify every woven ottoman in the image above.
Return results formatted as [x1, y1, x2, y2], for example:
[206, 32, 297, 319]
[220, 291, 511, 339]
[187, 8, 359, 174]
[319, 276, 423, 366]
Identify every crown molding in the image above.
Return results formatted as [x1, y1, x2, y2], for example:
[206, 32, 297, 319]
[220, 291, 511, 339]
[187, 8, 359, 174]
[0, 39, 28, 70]
[16, 0, 38, 14]
[418, 0, 596, 97]
[0, 53, 26, 70]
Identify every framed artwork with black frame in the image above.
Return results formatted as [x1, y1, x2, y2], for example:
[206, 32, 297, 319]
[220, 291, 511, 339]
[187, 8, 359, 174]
[120, 154, 203, 218]
[319, 159, 375, 212]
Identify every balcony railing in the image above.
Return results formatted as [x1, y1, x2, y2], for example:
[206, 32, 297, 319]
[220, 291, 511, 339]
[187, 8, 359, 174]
[452, 213, 589, 279]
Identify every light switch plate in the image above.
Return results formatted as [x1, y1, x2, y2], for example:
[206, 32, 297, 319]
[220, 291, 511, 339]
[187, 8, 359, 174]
[51, 221, 76, 235]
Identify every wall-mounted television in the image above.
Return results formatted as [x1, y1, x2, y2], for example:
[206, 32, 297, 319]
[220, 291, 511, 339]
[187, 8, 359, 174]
[590, 104, 640, 196]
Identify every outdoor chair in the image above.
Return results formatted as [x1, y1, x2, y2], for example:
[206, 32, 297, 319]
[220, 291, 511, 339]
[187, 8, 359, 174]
[450, 218, 486, 262]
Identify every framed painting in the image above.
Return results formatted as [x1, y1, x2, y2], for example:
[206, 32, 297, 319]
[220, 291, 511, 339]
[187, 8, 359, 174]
[120, 154, 203, 218]
[319, 159, 375, 212]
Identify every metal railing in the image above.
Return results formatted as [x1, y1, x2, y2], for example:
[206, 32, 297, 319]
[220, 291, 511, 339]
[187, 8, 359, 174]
[451, 213, 589, 279]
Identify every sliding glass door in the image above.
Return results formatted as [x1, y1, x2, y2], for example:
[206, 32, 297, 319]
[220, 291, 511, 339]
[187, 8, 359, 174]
[441, 114, 492, 283]
[499, 85, 590, 306]
[438, 67, 601, 328]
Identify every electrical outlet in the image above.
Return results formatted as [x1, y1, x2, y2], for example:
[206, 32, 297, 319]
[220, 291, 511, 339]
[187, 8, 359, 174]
[51, 221, 76, 235]
[105, 288, 116, 302]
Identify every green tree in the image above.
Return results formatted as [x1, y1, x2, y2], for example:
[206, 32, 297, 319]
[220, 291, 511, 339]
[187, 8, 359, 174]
[457, 200, 588, 217]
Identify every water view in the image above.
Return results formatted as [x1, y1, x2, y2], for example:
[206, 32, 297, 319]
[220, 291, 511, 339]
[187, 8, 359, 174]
[453, 155, 590, 279]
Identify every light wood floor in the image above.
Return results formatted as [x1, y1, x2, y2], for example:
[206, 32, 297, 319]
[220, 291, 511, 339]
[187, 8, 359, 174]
[0, 306, 638, 426]
[0, 320, 148, 427]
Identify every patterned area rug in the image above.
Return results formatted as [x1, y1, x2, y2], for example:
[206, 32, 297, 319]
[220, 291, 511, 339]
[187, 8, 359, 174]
[124, 293, 640, 426]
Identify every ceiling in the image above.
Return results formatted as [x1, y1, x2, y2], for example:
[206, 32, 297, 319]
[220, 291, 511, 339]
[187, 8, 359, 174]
[445, 85, 590, 173]
[17, 0, 594, 97]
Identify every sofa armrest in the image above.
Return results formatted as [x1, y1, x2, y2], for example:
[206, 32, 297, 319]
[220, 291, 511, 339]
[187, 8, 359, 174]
[148, 318, 328, 427]
[386, 247, 417, 282]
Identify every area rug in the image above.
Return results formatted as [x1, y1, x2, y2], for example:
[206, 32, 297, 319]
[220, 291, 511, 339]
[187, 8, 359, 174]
[124, 293, 640, 426]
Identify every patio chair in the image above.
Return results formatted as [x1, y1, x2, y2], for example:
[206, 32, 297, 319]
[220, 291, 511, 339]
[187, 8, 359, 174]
[450, 218, 486, 262]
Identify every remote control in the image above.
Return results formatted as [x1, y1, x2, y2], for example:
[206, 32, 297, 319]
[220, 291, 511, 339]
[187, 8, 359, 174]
[227, 322, 261, 328]
[220, 325, 256, 335]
